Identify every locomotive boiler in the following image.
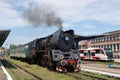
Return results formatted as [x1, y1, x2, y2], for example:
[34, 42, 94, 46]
[10, 29, 80, 72]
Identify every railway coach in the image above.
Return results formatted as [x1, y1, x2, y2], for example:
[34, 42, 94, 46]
[79, 48, 114, 61]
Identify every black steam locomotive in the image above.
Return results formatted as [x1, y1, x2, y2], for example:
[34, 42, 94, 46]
[10, 29, 80, 72]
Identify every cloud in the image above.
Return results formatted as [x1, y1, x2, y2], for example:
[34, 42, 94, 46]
[82, 24, 95, 28]
[1, 0, 120, 48]
[0, 0, 27, 29]
[0, 0, 120, 29]
[34, 0, 120, 26]
[85, 0, 120, 25]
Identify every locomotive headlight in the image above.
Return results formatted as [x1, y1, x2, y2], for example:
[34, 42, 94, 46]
[59, 54, 64, 60]
[60, 60, 66, 66]
[65, 36, 70, 41]
[74, 54, 79, 59]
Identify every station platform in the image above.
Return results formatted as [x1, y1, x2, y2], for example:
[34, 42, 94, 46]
[0, 60, 12, 80]
[0, 68, 7, 80]
[81, 62, 120, 78]
[114, 59, 120, 63]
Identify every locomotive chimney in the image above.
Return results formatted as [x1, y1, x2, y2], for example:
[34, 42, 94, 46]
[59, 25, 63, 31]
[60, 26, 63, 31]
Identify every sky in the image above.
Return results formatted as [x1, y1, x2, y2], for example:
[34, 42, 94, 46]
[1, 0, 120, 48]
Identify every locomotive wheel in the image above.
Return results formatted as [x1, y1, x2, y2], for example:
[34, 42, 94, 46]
[41, 55, 52, 69]
[47, 61, 54, 70]
[31, 58, 35, 64]
[28, 58, 35, 64]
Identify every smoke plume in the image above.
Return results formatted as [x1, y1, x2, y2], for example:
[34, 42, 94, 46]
[22, 3, 62, 29]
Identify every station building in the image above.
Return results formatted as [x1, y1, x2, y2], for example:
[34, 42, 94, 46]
[0, 47, 5, 56]
[78, 30, 120, 58]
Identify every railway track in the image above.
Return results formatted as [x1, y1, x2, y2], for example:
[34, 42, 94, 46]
[6, 60, 119, 80]
[2, 60, 43, 80]
[2, 59, 119, 80]
[64, 73, 83, 80]
[65, 72, 108, 80]
[81, 60, 108, 64]
[81, 60, 120, 64]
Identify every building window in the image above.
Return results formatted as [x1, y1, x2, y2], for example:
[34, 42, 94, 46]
[94, 39, 96, 42]
[99, 38, 101, 42]
[118, 35, 120, 40]
[104, 45, 106, 48]
[104, 37, 105, 41]
[105, 37, 107, 41]
[110, 44, 112, 50]
[96, 45, 98, 48]
[98, 45, 100, 48]
[108, 36, 110, 40]
[91, 39, 93, 43]
[117, 44, 120, 51]
[96, 38, 98, 42]
[101, 37, 103, 41]
[110, 36, 112, 40]
[101, 45, 103, 48]
[111, 36, 114, 40]
[115, 35, 119, 40]
[113, 44, 116, 51]
[106, 36, 108, 41]
[113, 35, 115, 40]
[107, 44, 109, 48]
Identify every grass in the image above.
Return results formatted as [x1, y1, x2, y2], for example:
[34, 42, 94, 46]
[9, 59, 75, 80]
[68, 71, 118, 80]
[6, 59, 119, 80]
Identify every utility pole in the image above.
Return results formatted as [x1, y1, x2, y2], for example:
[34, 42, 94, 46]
[5, 43, 8, 58]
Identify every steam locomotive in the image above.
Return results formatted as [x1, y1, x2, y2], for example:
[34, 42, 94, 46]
[10, 29, 80, 72]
